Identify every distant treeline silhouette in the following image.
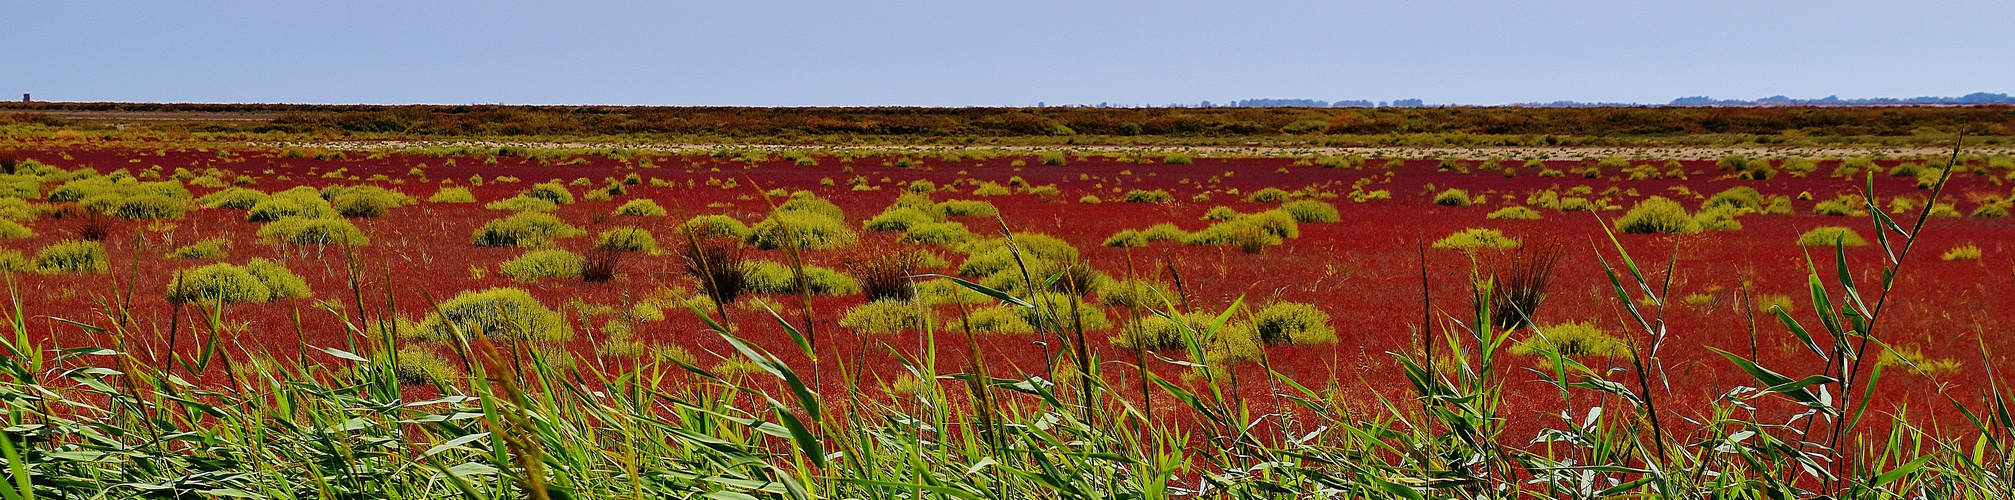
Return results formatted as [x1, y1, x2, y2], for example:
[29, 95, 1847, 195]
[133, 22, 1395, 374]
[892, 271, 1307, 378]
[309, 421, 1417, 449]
[3, 101, 2012, 138]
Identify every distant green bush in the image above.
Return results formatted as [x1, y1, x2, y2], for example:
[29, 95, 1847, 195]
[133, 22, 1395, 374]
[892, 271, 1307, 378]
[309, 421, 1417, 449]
[971, 182, 1012, 196]
[500, 249, 585, 280]
[166, 238, 228, 259]
[485, 195, 559, 212]
[417, 287, 571, 342]
[1038, 151, 1067, 166]
[1798, 227, 1867, 247]
[1702, 186, 1765, 211]
[1101, 229, 1144, 248]
[1247, 302, 1335, 345]
[1163, 154, 1193, 165]
[748, 212, 857, 250]
[83, 194, 187, 220]
[472, 212, 583, 247]
[248, 190, 339, 221]
[1202, 206, 1241, 221]
[595, 227, 657, 253]
[840, 299, 935, 334]
[1433, 189, 1472, 206]
[956, 234, 1078, 277]
[900, 221, 975, 246]
[1023, 292, 1112, 331]
[1184, 219, 1282, 251]
[934, 200, 998, 218]
[613, 198, 667, 217]
[167, 263, 268, 304]
[1615, 196, 1699, 234]
[1245, 188, 1291, 202]
[1141, 223, 1188, 242]
[258, 218, 370, 246]
[745, 261, 859, 295]
[1486, 206, 1543, 220]
[167, 258, 309, 304]
[1112, 312, 1215, 351]
[34, 241, 108, 274]
[960, 306, 1035, 334]
[1278, 200, 1339, 223]
[1122, 190, 1175, 203]
[199, 187, 269, 209]
[1432, 228, 1519, 250]
[1096, 279, 1175, 308]
[0, 219, 31, 239]
[864, 207, 936, 232]
[524, 182, 575, 204]
[777, 194, 845, 221]
[329, 186, 413, 218]
[681, 214, 751, 240]
[1693, 206, 1749, 231]
[427, 187, 476, 203]
[1510, 320, 1628, 359]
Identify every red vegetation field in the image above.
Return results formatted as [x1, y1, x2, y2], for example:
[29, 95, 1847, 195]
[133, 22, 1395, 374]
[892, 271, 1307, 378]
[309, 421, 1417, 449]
[4, 140, 2012, 443]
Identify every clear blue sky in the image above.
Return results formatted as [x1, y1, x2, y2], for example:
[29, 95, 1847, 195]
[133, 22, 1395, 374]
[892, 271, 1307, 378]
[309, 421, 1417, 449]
[10, 1, 2011, 106]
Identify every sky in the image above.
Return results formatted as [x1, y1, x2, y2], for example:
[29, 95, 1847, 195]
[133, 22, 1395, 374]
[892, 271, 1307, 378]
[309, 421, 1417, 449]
[8, 1, 2012, 107]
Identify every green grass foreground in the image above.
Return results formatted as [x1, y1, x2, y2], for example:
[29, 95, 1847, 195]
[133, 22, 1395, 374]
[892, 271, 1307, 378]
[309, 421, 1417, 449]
[0, 148, 2012, 499]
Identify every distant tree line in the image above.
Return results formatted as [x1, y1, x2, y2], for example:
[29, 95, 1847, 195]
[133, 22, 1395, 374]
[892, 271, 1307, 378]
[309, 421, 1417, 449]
[2, 102, 2012, 138]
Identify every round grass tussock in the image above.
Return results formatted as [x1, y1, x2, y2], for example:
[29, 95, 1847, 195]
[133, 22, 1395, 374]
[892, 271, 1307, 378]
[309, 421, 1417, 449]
[1510, 320, 1629, 359]
[331, 186, 413, 218]
[840, 299, 935, 334]
[427, 187, 477, 203]
[1202, 206, 1242, 221]
[393, 346, 463, 386]
[1121, 189, 1175, 203]
[1278, 200, 1340, 223]
[864, 207, 937, 232]
[485, 195, 559, 212]
[1486, 206, 1543, 220]
[934, 200, 998, 218]
[472, 212, 584, 247]
[1245, 188, 1292, 203]
[744, 261, 860, 295]
[1615, 196, 1700, 234]
[1024, 292, 1112, 331]
[956, 234, 1078, 277]
[166, 259, 310, 304]
[0, 219, 31, 239]
[198, 187, 269, 209]
[613, 198, 668, 217]
[1097, 279, 1176, 308]
[247, 195, 338, 222]
[959, 305, 1035, 334]
[1248, 302, 1335, 346]
[1703, 186, 1766, 211]
[1797, 226, 1868, 247]
[244, 258, 311, 300]
[747, 212, 858, 250]
[1432, 228, 1519, 250]
[1433, 189, 1472, 206]
[166, 263, 269, 304]
[681, 214, 751, 240]
[258, 218, 370, 246]
[34, 240, 109, 274]
[84, 194, 188, 220]
[777, 195, 845, 221]
[166, 238, 229, 259]
[900, 221, 975, 246]
[524, 182, 575, 205]
[1113, 312, 1216, 351]
[594, 227, 658, 253]
[417, 287, 571, 342]
[499, 249, 585, 280]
